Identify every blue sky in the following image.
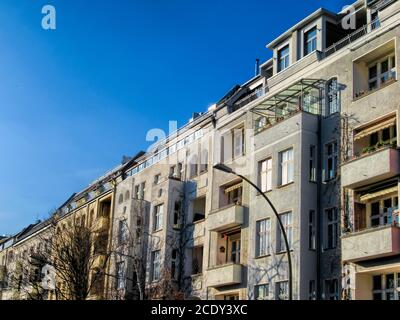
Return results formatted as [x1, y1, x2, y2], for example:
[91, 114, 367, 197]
[0, 0, 349, 235]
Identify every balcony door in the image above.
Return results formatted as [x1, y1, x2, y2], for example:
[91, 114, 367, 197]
[227, 232, 241, 264]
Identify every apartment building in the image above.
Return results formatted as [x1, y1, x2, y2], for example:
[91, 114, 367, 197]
[1, 0, 400, 301]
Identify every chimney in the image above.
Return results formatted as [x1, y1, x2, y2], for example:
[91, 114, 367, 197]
[255, 58, 260, 76]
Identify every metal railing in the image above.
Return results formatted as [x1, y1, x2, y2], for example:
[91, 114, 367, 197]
[321, 18, 381, 59]
[233, 85, 269, 110]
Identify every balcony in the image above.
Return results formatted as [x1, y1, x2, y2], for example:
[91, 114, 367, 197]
[94, 217, 109, 232]
[207, 205, 244, 232]
[207, 263, 242, 287]
[342, 225, 400, 262]
[321, 17, 380, 60]
[341, 147, 400, 189]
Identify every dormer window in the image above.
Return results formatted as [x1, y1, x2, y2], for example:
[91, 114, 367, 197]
[278, 45, 290, 72]
[304, 27, 317, 56]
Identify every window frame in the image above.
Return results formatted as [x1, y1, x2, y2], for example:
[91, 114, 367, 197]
[324, 207, 339, 250]
[154, 204, 164, 232]
[277, 211, 293, 252]
[260, 157, 273, 192]
[256, 218, 271, 257]
[279, 148, 294, 186]
[277, 45, 290, 72]
[304, 26, 317, 56]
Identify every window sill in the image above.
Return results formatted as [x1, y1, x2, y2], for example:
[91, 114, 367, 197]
[353, 78, 397, 101]
[255, 254, 271, 260]
[153, 228, 163, 233]
[275, 249, 294, 256]
[256, 190, 272, 196]
[323, 177, 337, 184]
[277, 182, 294, 189]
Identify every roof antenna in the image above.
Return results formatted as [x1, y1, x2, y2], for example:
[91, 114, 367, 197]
[255, 58, 260, 76]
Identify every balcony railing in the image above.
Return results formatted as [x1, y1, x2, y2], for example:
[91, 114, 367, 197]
[321, 18, 381, 59]
[354, 74, 397, 100]
[233, 86, 269, 110]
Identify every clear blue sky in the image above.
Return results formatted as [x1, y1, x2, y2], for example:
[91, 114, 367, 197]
[0, 0, 349, 235]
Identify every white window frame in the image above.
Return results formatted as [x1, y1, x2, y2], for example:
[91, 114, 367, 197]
[154, 204, 164, 231]
[152, 250, 161, 282]
[304, 26, 317, 56]
[275, 281, 289, 300]
[260, 158, 272, 192]
[368, 53, 396, 91]
[256, 218, 271, 257]
[327, 78, 340, 115]
[279, 148, 294, 186]
[255, 283, 270, 300]
[373, 273, 400, 300]
[278, 45, 290, 72]
[277, 211, 293, 252]
[233, 127, 245, 159]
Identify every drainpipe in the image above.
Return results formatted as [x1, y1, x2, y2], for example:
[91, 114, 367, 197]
[316, 94, 323, 299]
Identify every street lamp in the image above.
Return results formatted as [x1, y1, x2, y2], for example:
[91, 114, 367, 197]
[213, 163, 293, 300]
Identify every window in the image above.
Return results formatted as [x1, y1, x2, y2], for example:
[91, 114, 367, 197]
[370, 196, 398, 227]
[151, 250, 161, 281]
[200, 148, 208, 173]
[227, 232, 241, 264]
[192, 246, 203, 275]
[224, 183, 243, 206]
[278, 45, 290, 72]
[324, 142, 338, 181]
[189, 154, 198, 178]
[118, 194, 123, 204]
[140, 182, 146, 199]
[116, 261, 125, 290]
[154, 174, 161, 185]
[255, 116, 268, 132]
[233, 127, 245, 159]
[277, 212, 293, 252]
[171, 249, 178, 280]
[324, 208, 338, 250]
[173, 201, 181, 228]
[154, 204, 164, 231]
[309, 145, 316, 182]
[304, 27, 317, 56]
[134, 185, 140, 199]
[327, 78, 340, 115]
[256, 218, 271, 257]
[279, 148, 294, 186]
[368, 54, 396, 91]
[324, 279, 339, 300]
[373, 273, 400, 300]
[118, 220, 128, 245]
[309, 280, 316, 300]
[309, 210, 316, 250]
[260, 158, 272, 192]
[371, 11, 380, 30]
[276, 281, 289, 300]
[255, 284, 270, 300]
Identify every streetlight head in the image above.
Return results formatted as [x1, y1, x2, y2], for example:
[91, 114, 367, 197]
[213, 163, 234, 174]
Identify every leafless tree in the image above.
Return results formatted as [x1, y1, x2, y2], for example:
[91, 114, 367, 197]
[8, 217, 111, 300]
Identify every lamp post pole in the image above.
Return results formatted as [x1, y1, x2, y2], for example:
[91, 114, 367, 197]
[213, 164, 293, 300]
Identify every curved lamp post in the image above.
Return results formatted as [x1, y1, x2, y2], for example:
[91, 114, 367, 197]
[213, 163, 293, 300]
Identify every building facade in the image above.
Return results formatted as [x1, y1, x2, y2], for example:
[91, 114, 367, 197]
[1, 0, 400, 300]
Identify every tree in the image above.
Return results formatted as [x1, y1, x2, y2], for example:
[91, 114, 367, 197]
[9, 216, 111, 300]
